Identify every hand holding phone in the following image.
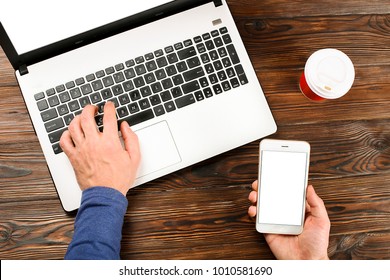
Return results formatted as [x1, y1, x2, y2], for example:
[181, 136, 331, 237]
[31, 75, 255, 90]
[256, 139, 310, 235]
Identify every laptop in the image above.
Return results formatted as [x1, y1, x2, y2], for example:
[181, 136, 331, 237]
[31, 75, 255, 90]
[0, 0, 277, 212]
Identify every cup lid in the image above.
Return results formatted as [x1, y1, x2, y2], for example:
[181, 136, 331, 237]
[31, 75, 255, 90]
[305, 49, 355, 99]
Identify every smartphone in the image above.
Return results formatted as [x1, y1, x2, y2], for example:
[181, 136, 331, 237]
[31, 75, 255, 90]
[256, 139, 310, 235]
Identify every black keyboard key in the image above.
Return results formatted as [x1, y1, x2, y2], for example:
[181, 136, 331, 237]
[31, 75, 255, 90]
[59, 91, 71, 103]
[182, 80, 200, 94]
[212, 84, 223, 95]
[37, 99, 49, 111]
[145, 61, 157, 72]
[113, 72, 125, 83]
[222, 34, 232, 44]
[167, 53, 178, 64]
[162, 78, 174, 89]
[48, 95, 60, 107]
[194, 91, 204, 101]
[86, 73, 95, 82]
[160, 91, 172, 102]
[91, 92, 102, 104]
[124, 68, 136, 79]
[140, 86, 152, 97]
[123, 81, 134, 92]
[149, 94, 161, 106]
[227, 44, 240, 64]
[205, 40, 215, 50]
[102, 76, 114, 87]
[101, 88, 113, 99]
[52, 143, 62, 154]
[117, 106, 129, 118]
[112, 84, 124, 96]
[120, 109, 154, 127]
[34, 92, 45, 101]
[171, 87, 182, 98]
[135, 64, 146, 75]
[144, 73, 156, 84]
[230, 77, 240, 88]
[41, 108, 58, 122]
[69, 100, 80, 112]
[66, 81, 76, 89]
[234, 64, 248, 85]
[70, 88, 82, 99]
[177, 46, 197, 60]
[172, 75, 184, 86]
[56, 84, 66, 93]
[187, 56, 201, 68]
[79, 96, 91, 108]
[64, 114, 75, 125]
[75, 77, 85, 85]
[153, 105, 165, 116]
[57, 104, 69, 116]
[222, 81, 232, 91]
[203, 87, 213, 98]
[175, 94, 195, 108]
[45, 118, 65, 133]
[176, 61, 188, 72]
[92, 80, 103, 91]
[156, 57, 168, 68]
[139, 98, 151, 110]
[80, 84, 92, 95]
[48, 128, 67, 143]
[118, 93, 131, 105]
[183, 67, 205, 82]
[128, 103, 140, 114]
[134, 77, 145, 88]
[129, 90, 141, 101]
[164, 101, 176, 112]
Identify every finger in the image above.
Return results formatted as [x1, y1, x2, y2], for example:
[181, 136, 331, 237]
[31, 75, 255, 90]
[59, 130, 75, 157]
[121, 121, 141, 165]
[248, 205, 257, 218]
[67, 115, 84, 146]
[248, 190, 258, 204]
[306, 185, 328, 219]
[102, 102, 118, 136]
[80, 105, 98, 137]
[251, 180, 258, 191]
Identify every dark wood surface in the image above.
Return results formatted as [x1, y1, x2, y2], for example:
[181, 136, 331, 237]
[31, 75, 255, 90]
[0, 0, 389, 260]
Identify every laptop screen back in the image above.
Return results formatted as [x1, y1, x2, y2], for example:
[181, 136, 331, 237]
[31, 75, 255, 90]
[0, 0, 174, 54]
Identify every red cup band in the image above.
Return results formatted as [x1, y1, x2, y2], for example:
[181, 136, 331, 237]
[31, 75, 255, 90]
[299, 72, 325, 101]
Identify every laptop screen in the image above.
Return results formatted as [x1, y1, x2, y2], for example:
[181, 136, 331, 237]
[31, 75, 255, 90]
[0, 0, 174, 55]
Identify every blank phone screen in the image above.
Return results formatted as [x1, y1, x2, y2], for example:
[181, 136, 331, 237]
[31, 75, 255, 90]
[258, 150, 308, 226]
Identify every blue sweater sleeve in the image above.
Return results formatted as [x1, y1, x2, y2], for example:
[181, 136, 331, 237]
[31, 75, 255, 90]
[64, 187, 128, 260]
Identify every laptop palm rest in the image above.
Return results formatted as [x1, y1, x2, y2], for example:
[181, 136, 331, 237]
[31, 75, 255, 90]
[131, 121, 181, 178]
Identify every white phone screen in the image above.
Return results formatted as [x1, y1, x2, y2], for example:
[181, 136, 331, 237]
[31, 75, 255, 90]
[258, 150, 308, 226]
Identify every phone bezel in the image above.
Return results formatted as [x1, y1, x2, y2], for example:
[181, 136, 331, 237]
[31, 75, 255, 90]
[256, 139, 310, 235]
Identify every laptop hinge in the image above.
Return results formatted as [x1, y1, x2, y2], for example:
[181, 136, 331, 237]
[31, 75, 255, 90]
[19, 64, 29, 76]
[213, 0, 223, 7]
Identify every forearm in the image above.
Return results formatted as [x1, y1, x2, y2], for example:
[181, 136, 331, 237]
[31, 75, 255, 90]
[65, 187, 128, 260]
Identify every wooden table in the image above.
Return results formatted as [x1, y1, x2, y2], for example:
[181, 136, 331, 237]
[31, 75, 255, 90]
[0, 0, 389, 259]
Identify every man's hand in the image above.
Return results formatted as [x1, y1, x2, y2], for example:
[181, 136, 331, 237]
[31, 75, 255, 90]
[60, 102, 140, 196]
[248, 180, 330, 260]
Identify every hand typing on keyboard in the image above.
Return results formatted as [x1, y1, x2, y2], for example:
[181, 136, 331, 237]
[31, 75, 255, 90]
[59, 102, 141, 196]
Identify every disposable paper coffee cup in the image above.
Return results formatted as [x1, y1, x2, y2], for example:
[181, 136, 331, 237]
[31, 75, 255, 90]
[299, 49, 355, 101]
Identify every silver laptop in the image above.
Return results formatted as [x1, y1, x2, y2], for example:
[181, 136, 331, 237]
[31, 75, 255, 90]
[0, 0, 277, 212]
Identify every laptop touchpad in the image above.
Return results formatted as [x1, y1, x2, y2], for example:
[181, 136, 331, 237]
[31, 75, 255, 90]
[134, 121, 181, 178]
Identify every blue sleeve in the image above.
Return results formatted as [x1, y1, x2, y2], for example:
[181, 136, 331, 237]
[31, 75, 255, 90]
[64, 187, 128, 260]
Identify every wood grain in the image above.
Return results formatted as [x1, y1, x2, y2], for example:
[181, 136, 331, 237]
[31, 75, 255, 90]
[0, 0, 389, 260]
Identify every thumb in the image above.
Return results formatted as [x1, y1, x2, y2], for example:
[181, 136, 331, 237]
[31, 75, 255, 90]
[306, 185, 329, 220]
[120, 121, 141, 165]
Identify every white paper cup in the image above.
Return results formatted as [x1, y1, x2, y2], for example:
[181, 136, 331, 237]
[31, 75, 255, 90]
[299, 49, 355, 101]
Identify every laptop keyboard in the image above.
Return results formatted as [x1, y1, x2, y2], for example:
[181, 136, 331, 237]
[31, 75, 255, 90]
[34, 27, 249, 154]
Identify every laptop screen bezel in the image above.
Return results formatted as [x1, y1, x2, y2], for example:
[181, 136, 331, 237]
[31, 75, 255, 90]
[0, 0, 213, 72]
